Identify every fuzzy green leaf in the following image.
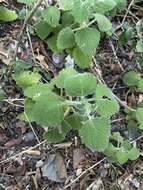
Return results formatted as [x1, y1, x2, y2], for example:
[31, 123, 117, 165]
[96, 99, 119, 117]
[35, 21, 53, 40]
[94, 0, 117, 13]
[75, 27, 100, 56]
[52, 68, 77, 89]
[17, 0, 36, 5]
[136, 108, 143, 123]
[24, 83, 53, 100]
[115, 0, 127, 11]
[71, 0, 92, 23]
[57, 27, 75, 49]
[95, 14, 112, 32]
[64, 73, 97, 96]
[73, 48, 92, 69]
[42, 6, 60, 27]
[13, 71, 41, 89]
[127, 147, 140, 161]
[47, 34, 60, 53]
[57, 0, 74, 10]
[104, 143, 118, 157]
[116, 149, 128, 164]
[96, 84, 115, 100]
[122, 71, 141, 87]
[62, 113, 83, 130]
[0, 88, 5, 102]
[0, 6, 17, 22]
[31, 94, 64, 126]
[138, 79, 143, 92]
[44, 129, 65, 143]
[79, 117, 111, 151]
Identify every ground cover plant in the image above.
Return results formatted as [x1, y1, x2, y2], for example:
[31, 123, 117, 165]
[0, 0, 143, 189]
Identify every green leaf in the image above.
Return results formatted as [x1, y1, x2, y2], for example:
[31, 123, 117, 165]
[95, 14, 112, 32]
[52, 68, 77, 89]
[111, 132, 123, 143]
[122, 140, 132, 150]
[79, 117, 111, 151]
[73, 48, 92, 69]
[94, 0, 117, 13]
[47, 34, 60, 53]
[138, 79, 143, 92]
[62, 11, 74, 27]
[71, 0, 92, 23]
[24, 83, 53, 100]
[116, 149, 128, 164]
[96, 84, 116, 100]
[127, 147, 140, 161]
[122, 71, 141, 87]
[104, 143, 118, 157]
[138, 123, 143, 130]
[17, 0, 36, 5]
[115, 0, 127, 11]
[0, 6, 17, 22]
[57, 0, 74, 10]
[57, 27, 75, 49]
[17, 98, 35, 121]
[62, 113, 83, 130]
[0, 88, 5, 102]
[64, 73, 97, 96]
[75, 27, 100, 56]
[31, 94, 64, 126]
[136, 39, 143, 53]
[42, 6, 60, 27]
[35, 21, 53, 40]
[44, 128, 65, 143]
[13, 71, 41, 89]
[96, 99, 119, 117]
[136, 108, 143, 123]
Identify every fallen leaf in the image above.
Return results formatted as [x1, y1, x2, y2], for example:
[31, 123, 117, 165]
[42, 153, 67, 182]
[73, 148, 85, 170]
[4, 138, 22, 148]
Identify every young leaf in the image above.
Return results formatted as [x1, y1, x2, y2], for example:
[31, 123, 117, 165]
[13, 71, 41, 89]
[95, 14, 112, 32]
[52, 68, 77, 89]
[0, 6, 17, 22]
[62, 11, 74, 27]
[116, 149, 128, 164]
[96, 99, 119, 117]
[122, 71, 140, 87]
[94, 0, 117, 13]
[136, 108, 143, 123]
[31, 94, 64, 126]
[42, 6, 60, 27]
[127, 147, 140, 161]
[64, 73, 97, 96]
[57, 27, 75, 49]
[79, 117, 111, 151]
[73, 48, 92, 69]
[35, 21, 53, 40]
[75, 27, 100, 56]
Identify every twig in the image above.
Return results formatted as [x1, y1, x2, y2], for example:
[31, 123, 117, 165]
[24, 112, 41, 144]
[0, 140, 46, 164]
[64, 158, 106, 189]
[18, 0, 44, 41]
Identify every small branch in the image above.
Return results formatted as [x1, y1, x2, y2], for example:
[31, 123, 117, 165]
[64, 158, 106, 189]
